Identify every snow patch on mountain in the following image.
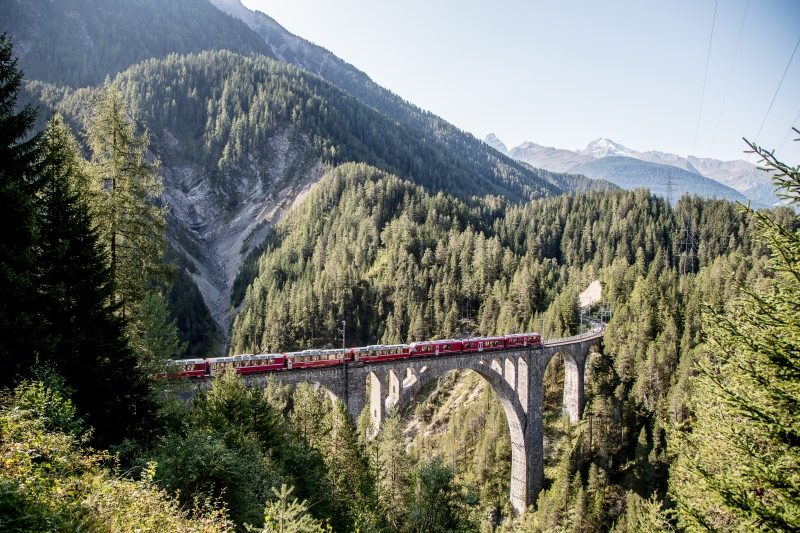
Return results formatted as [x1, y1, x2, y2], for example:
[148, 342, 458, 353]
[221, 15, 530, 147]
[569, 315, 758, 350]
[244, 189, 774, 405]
[508, 137, 778, 207]
[579, 138, 638, 159]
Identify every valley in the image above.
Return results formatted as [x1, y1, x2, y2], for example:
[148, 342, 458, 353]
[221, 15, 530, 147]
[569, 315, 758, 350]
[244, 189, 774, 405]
[1, 1, 798, 531]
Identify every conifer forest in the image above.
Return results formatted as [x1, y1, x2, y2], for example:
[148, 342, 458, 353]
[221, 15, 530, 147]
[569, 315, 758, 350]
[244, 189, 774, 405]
[1, 1, 798, 531]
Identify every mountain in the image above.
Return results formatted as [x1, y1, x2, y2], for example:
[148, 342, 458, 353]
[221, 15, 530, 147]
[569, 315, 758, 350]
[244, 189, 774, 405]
[502, 135, 775, 206]
[578, 137, 639, 159]
[8, 0, 566, 352]
[484, 133, 508, 154]
[509, 141, 594, 173]
[208, 1, 558, 201]
[1, 0, 273, 88]
[485, 136, 617, 193]
[687, 156, 778, 207]
[6, 0, 558, 203]
[568, 156, 749, 203]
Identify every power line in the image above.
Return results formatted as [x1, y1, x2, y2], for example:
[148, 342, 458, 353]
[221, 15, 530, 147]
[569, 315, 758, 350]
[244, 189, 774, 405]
[777, 107, 800, 153]
[754, 34, 800, 144]
[693, 0, 719, 155]
[713, 0, 750, 150]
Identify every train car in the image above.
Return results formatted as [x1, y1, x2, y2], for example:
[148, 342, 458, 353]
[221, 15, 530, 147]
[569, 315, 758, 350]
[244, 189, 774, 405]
[504, 333, 542, 349]
[208, 356, 236, 376]
[234, 353, 286, 374]
[359, 344, 409, 363]
[161, 358, 207, 378]
[461, 336, 506, 353]
[408, 339, 463, 357]
[349, 346, 370, 364]
[286, 348, 347, 369]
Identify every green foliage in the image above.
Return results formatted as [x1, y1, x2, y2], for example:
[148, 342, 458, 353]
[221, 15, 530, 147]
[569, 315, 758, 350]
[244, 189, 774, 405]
[610, 493, 674, 533]
[167, 261, 223, 357]
[0, 36, 156, 448]
[5, 0, 271, 88]
[152, 427, 273, 527]
[230, 163, 759, 355]
[377, 415, 413, 529]
[129, 290, 187, 377]
[85, 85, 167, 319]
[35, 113, 155, 448]
[671, 143, 800, 531]
[9, 378, 82, 436]
[323, 400, 375, 530]
[149, 372, 379, 530]
[245, 484, 324, 533]
[407, 457, 472, 532]
[0, 381, 233, 532]
[0, 33, 42, 387]
[29, 50, 556, 206]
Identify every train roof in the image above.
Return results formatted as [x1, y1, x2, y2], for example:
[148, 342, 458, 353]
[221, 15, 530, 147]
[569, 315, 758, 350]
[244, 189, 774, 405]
[366, 344, 407, 349]
[166, 358, 205, 365]
[409, 339, 460, 345]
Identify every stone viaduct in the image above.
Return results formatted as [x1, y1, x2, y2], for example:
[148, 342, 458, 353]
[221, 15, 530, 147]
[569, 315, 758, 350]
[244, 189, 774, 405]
[227, 325, 604, 515]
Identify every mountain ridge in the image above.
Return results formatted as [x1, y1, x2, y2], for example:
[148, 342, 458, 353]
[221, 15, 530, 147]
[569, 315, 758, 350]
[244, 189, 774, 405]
[497, 135, 776, 206]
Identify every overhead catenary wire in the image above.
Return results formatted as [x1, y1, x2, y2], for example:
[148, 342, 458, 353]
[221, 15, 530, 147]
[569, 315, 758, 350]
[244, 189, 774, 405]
[754, 34, 800, 145]
[693, 0, 719, 155]
[712, 0, 750, 150]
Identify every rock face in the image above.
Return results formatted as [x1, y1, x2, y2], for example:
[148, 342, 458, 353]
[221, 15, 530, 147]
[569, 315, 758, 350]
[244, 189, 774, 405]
[579, 280, 602, 310]
[12, 0, 560, 350]
[160, 127, 323, 331]
[484, 133, 509, 155]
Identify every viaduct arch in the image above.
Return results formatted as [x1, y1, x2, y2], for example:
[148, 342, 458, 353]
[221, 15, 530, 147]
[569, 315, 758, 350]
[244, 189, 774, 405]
[206, 329, 603, 515]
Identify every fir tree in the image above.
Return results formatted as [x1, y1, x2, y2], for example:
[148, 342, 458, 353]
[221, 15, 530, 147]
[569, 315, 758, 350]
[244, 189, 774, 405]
[36, 114, 154, 447]
[245, 484, 323, 533]
[672, 138, 800, 531]
[85, 85, 166, 319]
[0, 33, 42, 386]
[128, 290, 186, 378]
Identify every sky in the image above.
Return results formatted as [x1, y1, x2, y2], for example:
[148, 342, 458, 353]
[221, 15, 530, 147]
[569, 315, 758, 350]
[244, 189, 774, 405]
[242, 0, 800, 164]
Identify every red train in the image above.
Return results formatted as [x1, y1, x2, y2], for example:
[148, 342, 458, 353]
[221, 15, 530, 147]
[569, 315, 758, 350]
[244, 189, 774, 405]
[162, 332, 542, 379]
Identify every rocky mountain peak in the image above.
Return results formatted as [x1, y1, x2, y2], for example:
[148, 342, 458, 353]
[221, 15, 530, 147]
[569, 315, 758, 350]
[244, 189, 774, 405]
[484, 133, 508, 154]
[579, 138, 635, 158]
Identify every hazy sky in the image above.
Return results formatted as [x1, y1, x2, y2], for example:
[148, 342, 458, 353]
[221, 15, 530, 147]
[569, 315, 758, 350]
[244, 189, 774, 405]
[242, 0, 800, 164]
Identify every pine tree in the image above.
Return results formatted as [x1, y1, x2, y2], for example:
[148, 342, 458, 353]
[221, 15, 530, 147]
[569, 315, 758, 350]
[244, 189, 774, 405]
[322, 400, 374, 531]
[0, 33, 42, 386]
[671, 138, 800, 531]
[85, 85, 166, 319]
[245, 484, 323, 533]
[128, 290, 186, 378]
[36, 114, 154, 447]
[406, 457, 467, 532]
[291, 383, 331, 447]
[378, 415, 411, 529]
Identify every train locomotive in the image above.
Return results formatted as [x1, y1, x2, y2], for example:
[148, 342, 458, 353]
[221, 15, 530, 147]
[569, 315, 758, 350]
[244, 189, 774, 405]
[163, 332, 542, 379]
